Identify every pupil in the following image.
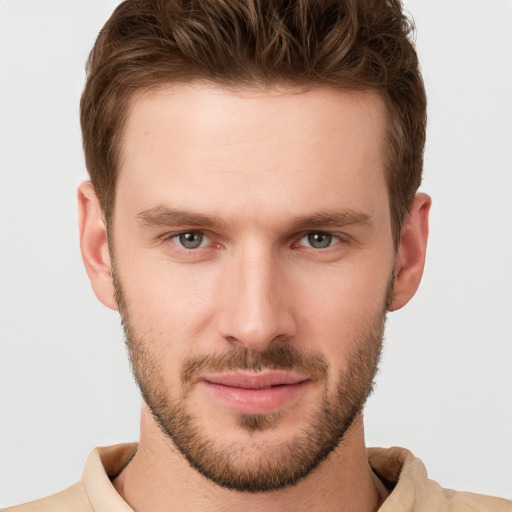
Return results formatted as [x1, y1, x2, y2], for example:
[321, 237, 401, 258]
[179, 232, 202, 249]
[308, 233, 331, 248]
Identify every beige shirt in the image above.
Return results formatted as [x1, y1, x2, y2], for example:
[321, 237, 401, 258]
[4, 444, 511, 512]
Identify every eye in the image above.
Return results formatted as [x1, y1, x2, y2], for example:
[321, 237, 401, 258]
[299, 232, 340, 249]
[172, 231, 208, 249]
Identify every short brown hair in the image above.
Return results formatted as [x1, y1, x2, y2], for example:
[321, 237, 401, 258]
[80, 0, 426, 245]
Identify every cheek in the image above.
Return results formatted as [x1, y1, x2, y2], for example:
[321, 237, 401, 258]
[116, 254, 220, 360]
[291, 259, 390, 363]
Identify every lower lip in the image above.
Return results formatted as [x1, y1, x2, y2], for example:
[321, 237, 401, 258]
[201, 380, 310, 415]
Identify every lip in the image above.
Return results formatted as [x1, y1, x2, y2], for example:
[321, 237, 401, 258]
[200, 371, 311, 415]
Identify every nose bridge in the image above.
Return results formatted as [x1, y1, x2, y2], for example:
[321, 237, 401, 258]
[218, 241, 295, 351]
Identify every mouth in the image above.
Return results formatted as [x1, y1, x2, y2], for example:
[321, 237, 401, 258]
[200, 371, 311, 415]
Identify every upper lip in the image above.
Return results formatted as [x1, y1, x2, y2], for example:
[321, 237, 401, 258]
[202, 371, 309, 389]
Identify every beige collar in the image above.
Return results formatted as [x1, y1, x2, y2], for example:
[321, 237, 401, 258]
[82, 444, 510, 512]
[82, 443, 137, 512]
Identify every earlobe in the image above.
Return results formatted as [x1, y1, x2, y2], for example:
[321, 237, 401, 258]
[388, 193, 431, 312]
[77, 181, 118, 311]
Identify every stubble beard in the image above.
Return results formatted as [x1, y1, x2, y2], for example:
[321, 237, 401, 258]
[114, 274, 389, 493]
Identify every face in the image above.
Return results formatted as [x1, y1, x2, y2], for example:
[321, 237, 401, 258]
[111, 84, 396, 491]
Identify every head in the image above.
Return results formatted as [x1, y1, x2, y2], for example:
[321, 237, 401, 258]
[78, 0, 430, 493]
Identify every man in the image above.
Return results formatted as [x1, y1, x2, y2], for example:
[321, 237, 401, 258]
[4, 0, 511, 511]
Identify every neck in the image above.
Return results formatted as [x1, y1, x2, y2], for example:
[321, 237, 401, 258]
[113, 407, 388, 512]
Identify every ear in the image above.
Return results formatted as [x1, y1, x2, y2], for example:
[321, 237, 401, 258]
[388, 193, 431, 312]
[77, 181, 118, 311]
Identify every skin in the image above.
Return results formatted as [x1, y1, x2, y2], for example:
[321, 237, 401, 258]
[78, 84, 430, 512]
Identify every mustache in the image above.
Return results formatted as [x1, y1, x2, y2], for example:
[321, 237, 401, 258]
[181, 344, 329, 391]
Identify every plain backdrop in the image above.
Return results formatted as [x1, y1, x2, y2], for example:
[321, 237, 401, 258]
[1, 0, 511, 506]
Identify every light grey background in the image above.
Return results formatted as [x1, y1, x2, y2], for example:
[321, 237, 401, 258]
[1, 0, 511, 506]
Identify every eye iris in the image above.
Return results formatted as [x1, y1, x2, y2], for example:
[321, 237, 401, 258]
[179, 232, 203, 249]
[308, 233, 332, 249]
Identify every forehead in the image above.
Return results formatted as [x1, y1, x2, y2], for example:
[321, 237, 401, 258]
[117, 83, 388, 225]
[123, 83, 386, 155]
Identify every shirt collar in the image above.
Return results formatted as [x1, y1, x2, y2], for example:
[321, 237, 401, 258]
[82, 443, 137, 512]
[82, 444, 425, 512]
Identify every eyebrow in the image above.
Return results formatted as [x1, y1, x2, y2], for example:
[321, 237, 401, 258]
[289, 210, 371, 231]
[136, 205, 371, 231]
[136, 206, 228, 229]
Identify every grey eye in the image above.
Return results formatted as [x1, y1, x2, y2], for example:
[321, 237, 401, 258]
[307, 232, 332, 249]
[178, 232, 204, 249]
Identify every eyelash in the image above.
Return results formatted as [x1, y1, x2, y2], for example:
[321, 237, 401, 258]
[163, 231, 213, 250]
[296, 232, 345, 250]
[163, 230, 348, 252]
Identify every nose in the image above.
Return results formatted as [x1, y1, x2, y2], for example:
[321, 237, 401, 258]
[216, 244, 296, 352]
